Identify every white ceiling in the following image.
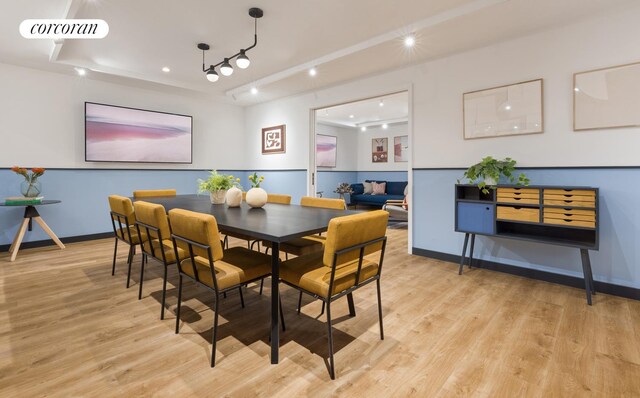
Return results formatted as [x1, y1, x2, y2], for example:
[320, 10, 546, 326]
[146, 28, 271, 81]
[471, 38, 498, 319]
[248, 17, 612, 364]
[316, 91, 408, 128]
[0, 0, 636, 105]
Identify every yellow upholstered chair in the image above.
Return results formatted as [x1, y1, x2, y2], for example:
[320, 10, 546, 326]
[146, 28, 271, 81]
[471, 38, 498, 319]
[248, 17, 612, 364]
[133, 189, 177, 198]
[280, 210, 388, 379]
[108, 195, 147, 288]
[133, 201, 186, 320]
[168, 208, 283, 367]
[300, 196, 346, 210]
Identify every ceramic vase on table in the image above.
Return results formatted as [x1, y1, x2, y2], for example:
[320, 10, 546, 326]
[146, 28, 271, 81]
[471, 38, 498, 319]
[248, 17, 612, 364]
[209, 189, 227, 204]
[246, 187, 267, 208]
[225, 186, 242, 207]
[21, 180, 42, 197]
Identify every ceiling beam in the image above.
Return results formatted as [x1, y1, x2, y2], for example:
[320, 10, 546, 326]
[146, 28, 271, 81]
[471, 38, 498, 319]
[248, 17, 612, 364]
[49, 0, 83, 62]
[225, 0, 510, 97]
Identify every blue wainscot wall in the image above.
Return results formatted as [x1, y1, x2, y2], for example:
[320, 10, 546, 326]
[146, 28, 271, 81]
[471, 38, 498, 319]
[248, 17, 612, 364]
[0, 169, 309, 246]
[412, 168, 640, 290]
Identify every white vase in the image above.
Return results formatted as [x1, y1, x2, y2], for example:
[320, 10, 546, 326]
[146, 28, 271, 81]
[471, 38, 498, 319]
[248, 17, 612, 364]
[483, 176, 497, 186]
[225, 186, 242, 207]
[209, 189, 227, 204]
[246, 187, 267, 208]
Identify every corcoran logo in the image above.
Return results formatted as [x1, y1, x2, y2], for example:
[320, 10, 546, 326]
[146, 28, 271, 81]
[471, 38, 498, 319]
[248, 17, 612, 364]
[19, 19, 109, 39]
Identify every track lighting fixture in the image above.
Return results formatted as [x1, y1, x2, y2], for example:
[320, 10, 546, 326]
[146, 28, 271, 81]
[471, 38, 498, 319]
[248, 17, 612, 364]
[198, 7, 263, 82]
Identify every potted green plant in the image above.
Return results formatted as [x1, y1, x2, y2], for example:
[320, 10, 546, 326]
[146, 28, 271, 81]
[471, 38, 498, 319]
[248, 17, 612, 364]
[459, 156, 530, 194]
[198, 170, 239, 204]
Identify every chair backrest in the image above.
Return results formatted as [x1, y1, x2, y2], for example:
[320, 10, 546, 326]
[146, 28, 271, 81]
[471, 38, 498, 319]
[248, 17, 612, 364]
[108, 195, 136, 242]
[133, 201, 171, 241]
[323, 210, 388, 269]
[168, 209, 224, 262]
[133, 189, 177, 198]
[267, 193, 292, 205]
[301, 196, 346, 210]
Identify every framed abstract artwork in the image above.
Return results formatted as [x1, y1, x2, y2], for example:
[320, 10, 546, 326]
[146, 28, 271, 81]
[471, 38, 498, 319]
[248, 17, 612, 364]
[463, 79, 543, 139]
[394, 135, 408, 162]
[372, 137, 388, 163]
[316, 134, 337, 168]
[574, 61, 640, 131]
[262, 124, 286, 154]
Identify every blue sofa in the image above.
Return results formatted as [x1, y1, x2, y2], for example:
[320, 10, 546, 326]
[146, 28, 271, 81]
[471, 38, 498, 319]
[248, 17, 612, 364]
[349, 180, 407, 207]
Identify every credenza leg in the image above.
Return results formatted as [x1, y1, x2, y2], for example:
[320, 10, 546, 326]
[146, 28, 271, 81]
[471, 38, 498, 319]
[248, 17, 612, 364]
[458, 233, 470, 275]
[468, 234, 476, 269]
[579, 249, 593, 305]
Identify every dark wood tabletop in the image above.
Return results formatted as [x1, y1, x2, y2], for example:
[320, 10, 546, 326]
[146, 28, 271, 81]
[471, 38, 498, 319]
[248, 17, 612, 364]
[134, 194, 356, 242]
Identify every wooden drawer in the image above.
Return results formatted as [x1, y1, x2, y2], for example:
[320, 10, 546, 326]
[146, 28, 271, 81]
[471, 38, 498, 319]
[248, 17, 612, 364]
[543, 197, 595, 208]
[497, 188, 540, 205]
[544, 189, 595, 197]
[543, 217, 596, 229]
[544, 208, 596, 222]
[497, 206, 540, 223]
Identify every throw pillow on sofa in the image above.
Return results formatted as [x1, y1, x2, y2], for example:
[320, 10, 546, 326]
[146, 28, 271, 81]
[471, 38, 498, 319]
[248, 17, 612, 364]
[372, 182, 386, 195]
[363, 181, 373, 194]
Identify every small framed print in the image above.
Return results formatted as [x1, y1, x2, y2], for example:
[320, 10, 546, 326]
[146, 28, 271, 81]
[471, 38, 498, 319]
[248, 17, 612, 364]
[262, 124, 286, 154]
[372, 137, 388, 163]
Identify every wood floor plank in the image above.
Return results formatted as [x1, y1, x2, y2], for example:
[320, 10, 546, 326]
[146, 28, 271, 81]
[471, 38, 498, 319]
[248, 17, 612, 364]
[1, 227, 639, 397]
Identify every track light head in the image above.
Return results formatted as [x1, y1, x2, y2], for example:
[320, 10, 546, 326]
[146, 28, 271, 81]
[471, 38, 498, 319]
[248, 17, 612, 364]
[220, 58, 234, 76]
[236, 50, 250, 69]
[206, 68, 219, 82]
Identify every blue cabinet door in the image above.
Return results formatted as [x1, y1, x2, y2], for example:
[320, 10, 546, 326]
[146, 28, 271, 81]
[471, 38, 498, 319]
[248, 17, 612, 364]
[457, 202, 495, 235]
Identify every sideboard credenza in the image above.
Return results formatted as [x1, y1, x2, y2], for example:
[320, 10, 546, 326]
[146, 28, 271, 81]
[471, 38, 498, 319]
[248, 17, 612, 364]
[454, 184, 599, 305]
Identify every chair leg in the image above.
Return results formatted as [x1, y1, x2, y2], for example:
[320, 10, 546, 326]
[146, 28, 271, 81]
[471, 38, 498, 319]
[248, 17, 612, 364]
[320, 301, 325, 316]
[285, 253, 289, 261]
[138, 254, 145, 300]
[259, 278, 264, 295]
[160, 265, 168, 320]
[211, 295, 220, 367]
[111, 238, 118, 276]
[223, 235, 229, 250]
[175, 275, 183, 334]
[376, 279, 384, 340]
[279, 296, 286, 332]
[347, 293, 356, 317]
[126, 246, 134, 288]
[297, 291, 303, 314]
[238, 286, 245, 308]
[326, 301, 335, 379]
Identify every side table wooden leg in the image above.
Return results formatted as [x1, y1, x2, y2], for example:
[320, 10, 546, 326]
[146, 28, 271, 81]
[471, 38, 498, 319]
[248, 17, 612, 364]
[33, 216, 65, 249]
[458, 233, 470, 275]
[10, 218, 30, 261]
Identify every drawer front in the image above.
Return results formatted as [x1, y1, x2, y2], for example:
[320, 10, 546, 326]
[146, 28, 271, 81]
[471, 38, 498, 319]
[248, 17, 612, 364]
[457, 203, 495, 235]
[544, 189, 596, 197]
[543, 198, 595, 208]
[544, 208, 595, 222]
[497, 188, 539, 195]
[497, 195, 540, 205]
[543, 217, 596, 229]
[497, 206, 540, 222]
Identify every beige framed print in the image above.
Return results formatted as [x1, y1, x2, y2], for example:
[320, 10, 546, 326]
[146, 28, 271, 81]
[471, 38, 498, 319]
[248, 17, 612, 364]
[574, 61, 640, 131]
[463, 79, 543, 139]
[261, 124, 286, 154]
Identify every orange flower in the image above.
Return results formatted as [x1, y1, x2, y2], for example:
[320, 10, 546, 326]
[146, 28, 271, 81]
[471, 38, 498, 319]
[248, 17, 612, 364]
[11, 166, 19, 172]
[32, 168, 46, 174]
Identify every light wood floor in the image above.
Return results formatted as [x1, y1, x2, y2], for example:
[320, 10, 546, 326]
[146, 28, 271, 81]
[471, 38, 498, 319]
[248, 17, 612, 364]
[1, 228, 639, 397]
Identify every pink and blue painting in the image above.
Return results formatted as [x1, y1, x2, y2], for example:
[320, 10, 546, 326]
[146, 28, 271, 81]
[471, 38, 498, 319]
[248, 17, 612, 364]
[316, 134, 337, 167]
[85, 102, 192, 163]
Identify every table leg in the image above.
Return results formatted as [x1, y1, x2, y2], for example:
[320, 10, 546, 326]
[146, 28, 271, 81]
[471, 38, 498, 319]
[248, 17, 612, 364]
[10, 218, 30, 262]
[458, 233, 469, 275]
[271, 241, 280, 364]
[33, 217, 65, 249]
[579, 249, 593, 305]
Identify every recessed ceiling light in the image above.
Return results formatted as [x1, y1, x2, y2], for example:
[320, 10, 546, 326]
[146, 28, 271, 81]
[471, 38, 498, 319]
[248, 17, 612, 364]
[404, 35, 415, 48]
[361, 126, 367, 132]
[349, 114, 355, 119]
[505, 105, 512, 110]
[325, 109, 329, 116]
[574, 87, 580, 92]
[162, 66, 170, 73]
[379, 100, 384, 107]
[75, 67, 86, 76]
[309, 67, 317, 77]
[382, 123, 388, 129]
[250, 87, 258, 95]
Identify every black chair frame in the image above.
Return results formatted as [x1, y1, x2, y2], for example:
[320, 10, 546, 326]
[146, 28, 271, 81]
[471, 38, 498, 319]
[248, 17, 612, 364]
[110, 211, 145, 288]
[171, 233, 285, 367]
[280, 235, 387, 379]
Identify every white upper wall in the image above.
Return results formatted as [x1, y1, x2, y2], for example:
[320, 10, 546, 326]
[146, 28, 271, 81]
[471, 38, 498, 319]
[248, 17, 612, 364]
[357, 123, 408, 171]
[315, 123, 357, 171]
[244, 4, 640, 169]
[0, 62, 245, 169]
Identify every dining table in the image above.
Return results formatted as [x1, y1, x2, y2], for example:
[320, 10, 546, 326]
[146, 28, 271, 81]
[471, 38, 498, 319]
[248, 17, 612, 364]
[135, 194, 357, 364]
